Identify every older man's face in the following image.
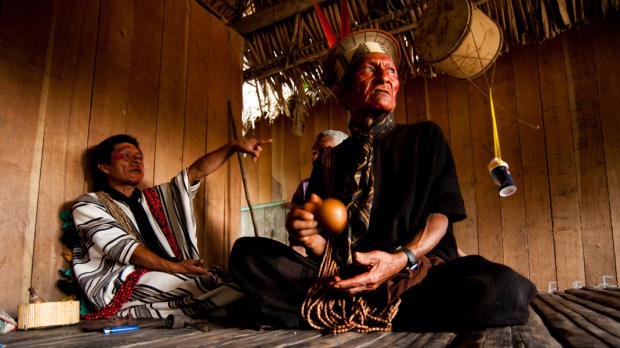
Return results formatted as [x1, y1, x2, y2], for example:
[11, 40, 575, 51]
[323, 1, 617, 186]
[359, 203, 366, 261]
[342, 52, 399, 120]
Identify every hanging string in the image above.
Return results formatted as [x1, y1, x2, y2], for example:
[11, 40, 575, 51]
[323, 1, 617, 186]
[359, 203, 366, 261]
[460, 10, 539, 130]
[460, 22, 505, 160]
[489, 88, 501, 159]
[466, 78, 541, 130]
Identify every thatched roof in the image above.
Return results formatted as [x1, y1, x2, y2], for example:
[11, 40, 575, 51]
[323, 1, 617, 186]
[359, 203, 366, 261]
[196, 0, 620, 128]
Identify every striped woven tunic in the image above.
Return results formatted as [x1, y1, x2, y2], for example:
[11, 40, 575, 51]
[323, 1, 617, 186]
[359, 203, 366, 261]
[72, 170, 243, 319]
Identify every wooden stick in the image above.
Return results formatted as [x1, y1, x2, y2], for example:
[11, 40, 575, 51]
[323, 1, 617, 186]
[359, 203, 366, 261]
[228, 101, 259, 237]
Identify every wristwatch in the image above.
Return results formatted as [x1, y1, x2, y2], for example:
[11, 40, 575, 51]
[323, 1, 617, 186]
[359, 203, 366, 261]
[389, 245, 418, 270]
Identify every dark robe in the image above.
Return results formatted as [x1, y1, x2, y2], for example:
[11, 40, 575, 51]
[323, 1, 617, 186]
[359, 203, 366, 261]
[229, 121, 536, 331]
[308, 121, 466, 261]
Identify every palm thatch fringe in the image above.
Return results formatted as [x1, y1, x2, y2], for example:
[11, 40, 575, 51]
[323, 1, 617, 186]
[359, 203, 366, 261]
[200, 0, 620, 129]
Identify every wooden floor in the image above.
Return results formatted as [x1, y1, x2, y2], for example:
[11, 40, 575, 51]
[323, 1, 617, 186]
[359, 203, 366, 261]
[2, 288, 619, 348]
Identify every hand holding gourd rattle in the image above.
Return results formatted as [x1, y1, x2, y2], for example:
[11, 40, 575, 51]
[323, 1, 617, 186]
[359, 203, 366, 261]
[303, 198, 348, 236]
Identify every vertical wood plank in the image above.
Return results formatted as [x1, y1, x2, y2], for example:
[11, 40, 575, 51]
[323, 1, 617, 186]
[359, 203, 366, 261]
[393, 78, 407, 125]
[537, 36, 585, 290]
[271, 115, 285, 201]
[426, 74, 449, 137]
[447, 79, 479, 255]
[592, 13, 620, 285]
[405, 75, 427, 124]
[468, 74, 503, 263]
[563, 27, 615, 286]
[242, 123, 260, 208]
[227, 27, 245, 259]
[512, 44, 556, 290]
[257, 119, 274, 205]
[492, 54, 530, 277]
[0, 0, 54, 313]
[299, 112, 315, 192]
[31, 0, 99, 304]
[66, 0, 100, 198]
[153, 0, 188, 184]
[88, 0, 134, 144]
[205, 17, 230, 266]
[126, 0, 164, 188]
[283, 121, 301, 203]
[185, 0, 210, 255]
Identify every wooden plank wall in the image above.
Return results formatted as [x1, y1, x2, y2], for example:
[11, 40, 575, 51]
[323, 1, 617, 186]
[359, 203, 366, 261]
[0, 0, 244, 317]
[243, 14, 620, 292]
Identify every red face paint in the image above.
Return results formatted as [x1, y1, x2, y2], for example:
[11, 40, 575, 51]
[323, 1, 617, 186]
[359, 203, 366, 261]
[111, 144, 143, 163]
[103, 143, 145, 190]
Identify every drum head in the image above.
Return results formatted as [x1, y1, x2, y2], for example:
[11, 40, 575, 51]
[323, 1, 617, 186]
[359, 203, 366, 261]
[414, 0, 472, 63]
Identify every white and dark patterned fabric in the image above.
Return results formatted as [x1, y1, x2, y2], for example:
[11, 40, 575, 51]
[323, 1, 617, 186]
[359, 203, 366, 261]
[72, 170, 243, 319]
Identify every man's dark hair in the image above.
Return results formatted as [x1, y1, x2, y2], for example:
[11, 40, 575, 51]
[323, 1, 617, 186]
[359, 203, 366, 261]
[91, 134, 140, 191]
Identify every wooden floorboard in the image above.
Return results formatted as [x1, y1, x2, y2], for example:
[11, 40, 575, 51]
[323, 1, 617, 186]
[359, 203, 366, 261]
[532, 291, 620, 347]
[511, 308, 562, 348]
[3, 290, 620, 347]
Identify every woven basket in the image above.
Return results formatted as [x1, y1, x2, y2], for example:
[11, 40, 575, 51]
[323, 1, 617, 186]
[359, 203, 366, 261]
[17, 301, 80, 330]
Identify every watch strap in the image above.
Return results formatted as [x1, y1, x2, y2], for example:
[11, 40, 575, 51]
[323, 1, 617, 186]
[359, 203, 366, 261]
[390, 245, 418, 269]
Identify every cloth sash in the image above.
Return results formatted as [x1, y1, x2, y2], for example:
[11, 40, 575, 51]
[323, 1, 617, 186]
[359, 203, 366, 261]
[340, 112, 394, 264]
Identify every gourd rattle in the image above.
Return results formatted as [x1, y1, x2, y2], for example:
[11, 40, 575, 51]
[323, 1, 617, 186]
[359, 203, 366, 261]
[303, 198, 348, 235]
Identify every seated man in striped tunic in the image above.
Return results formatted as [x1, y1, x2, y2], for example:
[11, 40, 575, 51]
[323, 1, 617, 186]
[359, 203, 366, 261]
[72, 134, 271, 320]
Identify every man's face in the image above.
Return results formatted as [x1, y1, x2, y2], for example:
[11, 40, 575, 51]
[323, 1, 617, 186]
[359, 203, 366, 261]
[311, 135, 340, 161]
[341, 52, 399, 122]
[99, 143, 144, 188]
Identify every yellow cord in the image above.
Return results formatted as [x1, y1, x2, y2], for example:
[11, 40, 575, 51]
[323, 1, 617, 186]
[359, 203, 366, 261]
[489, 88, 501, 160]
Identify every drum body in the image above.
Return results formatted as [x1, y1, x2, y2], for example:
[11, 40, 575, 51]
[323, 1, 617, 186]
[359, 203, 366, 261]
[414, 0, 502, 79]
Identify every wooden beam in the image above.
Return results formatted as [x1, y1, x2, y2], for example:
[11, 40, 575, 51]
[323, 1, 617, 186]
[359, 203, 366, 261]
[233, 0, 328, 35]
[195, 0, 231, 25]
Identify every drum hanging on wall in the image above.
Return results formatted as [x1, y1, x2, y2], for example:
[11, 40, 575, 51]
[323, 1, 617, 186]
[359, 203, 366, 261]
[413, 0, 502, 79]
